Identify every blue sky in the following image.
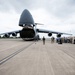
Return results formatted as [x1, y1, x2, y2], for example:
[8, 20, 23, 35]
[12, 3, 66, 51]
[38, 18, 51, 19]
[0, 0, 75, 38]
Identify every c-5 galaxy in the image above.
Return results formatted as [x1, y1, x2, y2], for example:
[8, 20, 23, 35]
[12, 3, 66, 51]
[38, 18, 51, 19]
[0, 9, 72, 41]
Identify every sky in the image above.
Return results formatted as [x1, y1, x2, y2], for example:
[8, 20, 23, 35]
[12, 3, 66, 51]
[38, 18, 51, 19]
[0, 0, 75, 38]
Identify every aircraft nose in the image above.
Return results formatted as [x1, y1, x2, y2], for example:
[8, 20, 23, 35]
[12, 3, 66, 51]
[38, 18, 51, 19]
[19, 9, 34, 27]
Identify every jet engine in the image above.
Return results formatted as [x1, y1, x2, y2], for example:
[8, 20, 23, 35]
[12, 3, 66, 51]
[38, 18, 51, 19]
[48, 33, 52, 37]
[12, 32, 17, 36]
[57, 34, 61, 37]
[4, 34, 10, 38]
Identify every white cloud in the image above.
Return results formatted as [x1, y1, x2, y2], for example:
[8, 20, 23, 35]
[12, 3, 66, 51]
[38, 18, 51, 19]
[0, 11, 21, 33]
[0, 0, 75, 37]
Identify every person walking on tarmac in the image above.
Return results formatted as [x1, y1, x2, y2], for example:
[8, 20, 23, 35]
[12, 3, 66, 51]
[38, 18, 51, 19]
[43, 36, 45, 45]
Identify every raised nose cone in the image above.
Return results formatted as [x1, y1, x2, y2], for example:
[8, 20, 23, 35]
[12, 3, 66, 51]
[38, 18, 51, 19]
[19, 9, 34, 26]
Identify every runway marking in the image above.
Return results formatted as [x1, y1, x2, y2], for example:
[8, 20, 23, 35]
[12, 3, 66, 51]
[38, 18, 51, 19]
[0, 42, 34, 65]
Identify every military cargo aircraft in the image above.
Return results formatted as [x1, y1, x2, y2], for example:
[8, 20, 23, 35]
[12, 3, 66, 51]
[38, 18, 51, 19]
[0, 9, 72, 41]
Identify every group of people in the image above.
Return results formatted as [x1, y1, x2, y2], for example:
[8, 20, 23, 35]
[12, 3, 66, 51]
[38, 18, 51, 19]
[42, 36, 55, 44]
[42, 36, 55, 45]
[42, 36, 75, 44]
[42, 36, 63, 45]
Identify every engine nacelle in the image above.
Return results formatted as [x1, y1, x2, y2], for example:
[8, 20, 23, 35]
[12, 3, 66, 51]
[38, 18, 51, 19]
[12, 33, 17, 36]
[4, 34, 10, 38]
[48, 33, 52, 37]
[57, 34, 61, 37]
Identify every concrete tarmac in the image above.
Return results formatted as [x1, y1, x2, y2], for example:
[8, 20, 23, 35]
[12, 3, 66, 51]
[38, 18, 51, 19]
[0, 39, 75, 75]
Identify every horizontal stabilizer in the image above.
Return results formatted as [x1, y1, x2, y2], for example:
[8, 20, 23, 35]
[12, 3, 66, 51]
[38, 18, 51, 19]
[35, 23, 44, 25]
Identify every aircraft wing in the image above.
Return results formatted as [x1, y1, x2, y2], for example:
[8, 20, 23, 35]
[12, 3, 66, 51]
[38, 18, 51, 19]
[37, 28, 72, 35]
[0, 30, 21, 35]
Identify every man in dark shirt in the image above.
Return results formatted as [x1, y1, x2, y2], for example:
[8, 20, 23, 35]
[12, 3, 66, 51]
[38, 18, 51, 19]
[43, 36, 45, 45]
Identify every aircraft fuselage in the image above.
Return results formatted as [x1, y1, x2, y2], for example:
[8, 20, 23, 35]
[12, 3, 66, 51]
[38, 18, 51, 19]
[19, 9, 38, 41]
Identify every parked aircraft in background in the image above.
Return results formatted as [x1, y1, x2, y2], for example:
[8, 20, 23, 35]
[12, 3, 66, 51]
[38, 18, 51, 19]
[0, 9, 72, 41]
